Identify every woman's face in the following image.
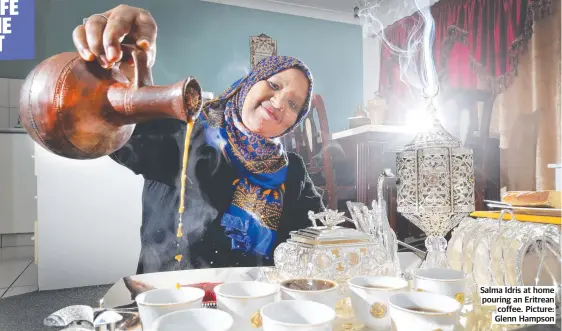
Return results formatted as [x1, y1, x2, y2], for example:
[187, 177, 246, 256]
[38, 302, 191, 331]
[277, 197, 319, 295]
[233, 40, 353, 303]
[241, 68, 310, 138]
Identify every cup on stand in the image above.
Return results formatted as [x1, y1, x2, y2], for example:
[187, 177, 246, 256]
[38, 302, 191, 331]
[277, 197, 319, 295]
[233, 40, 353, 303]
[153, 308, 234, 331]
[348, 275, 409, 330]
[214, 281, 279, 331]
[279, 278, 340, 309]
[135, 287, 205, 330]
[412, 268, 468, 305]
[388, 292, 463, 331]
[260, 300, 336, 331]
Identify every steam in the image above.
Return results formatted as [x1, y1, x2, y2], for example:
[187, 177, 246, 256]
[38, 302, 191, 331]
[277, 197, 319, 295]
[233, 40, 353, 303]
[358, 0, 439, 99]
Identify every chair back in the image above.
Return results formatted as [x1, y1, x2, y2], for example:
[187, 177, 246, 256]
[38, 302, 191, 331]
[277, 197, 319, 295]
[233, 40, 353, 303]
[282, 95, 337, 209]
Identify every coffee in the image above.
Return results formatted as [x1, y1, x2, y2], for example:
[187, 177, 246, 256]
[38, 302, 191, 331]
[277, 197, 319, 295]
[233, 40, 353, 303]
[281, 279, 335, 291]
[388, 292, 462, 331]
[403, 307, 443, 313]
[280, 278, 339, 309]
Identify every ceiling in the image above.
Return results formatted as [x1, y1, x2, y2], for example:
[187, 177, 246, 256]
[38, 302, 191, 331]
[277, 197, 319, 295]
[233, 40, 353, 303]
[271, 0, 358, 15]
[202, 0, 360, 24]
[202, 0, 439, 27]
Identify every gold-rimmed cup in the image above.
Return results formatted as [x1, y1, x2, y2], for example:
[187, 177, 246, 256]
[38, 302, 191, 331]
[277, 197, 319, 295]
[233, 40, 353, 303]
[153, 308, 234, 331]
[280, 278, 340, 308]
[135, 287, 205, 330]
[412, 268, 468, 305]
[388, 292, 462, 331]
[260, 300, 336, 331]
[348, 276, 409, 330]
[214, 281, 278, 331]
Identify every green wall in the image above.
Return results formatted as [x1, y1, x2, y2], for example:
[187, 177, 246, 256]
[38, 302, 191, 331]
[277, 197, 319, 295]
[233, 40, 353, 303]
[0, 0, 362, 131]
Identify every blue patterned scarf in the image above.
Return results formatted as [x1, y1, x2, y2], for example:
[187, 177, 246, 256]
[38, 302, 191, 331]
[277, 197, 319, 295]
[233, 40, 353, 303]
[199, 56, 313, 259]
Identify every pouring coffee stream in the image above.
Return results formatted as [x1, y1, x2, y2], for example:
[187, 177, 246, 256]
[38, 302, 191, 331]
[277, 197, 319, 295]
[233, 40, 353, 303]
[19, 44, 203, 263]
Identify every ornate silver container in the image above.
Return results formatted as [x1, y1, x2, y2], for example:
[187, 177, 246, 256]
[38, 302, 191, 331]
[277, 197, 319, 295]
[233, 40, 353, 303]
[396, 101, 475, 268]
[273, 210, 397, 284]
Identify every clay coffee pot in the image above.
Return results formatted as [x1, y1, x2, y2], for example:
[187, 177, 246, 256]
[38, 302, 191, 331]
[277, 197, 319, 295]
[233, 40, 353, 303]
[19, 44, 202, 160]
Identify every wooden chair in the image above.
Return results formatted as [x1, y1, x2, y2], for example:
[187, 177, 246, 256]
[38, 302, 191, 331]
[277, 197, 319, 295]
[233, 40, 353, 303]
[282, 95, 338, 209]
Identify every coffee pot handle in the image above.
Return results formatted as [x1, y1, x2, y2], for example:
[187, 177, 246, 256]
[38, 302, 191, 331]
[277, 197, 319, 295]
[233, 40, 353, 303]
[119, 44, 153, 89]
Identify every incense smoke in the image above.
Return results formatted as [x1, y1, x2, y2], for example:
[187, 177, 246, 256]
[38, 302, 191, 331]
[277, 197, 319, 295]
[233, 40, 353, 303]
[358, 0, 439, 99]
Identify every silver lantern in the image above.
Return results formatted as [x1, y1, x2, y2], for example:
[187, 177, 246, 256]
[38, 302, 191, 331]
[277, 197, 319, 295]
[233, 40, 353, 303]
[396, 100, 475, 269]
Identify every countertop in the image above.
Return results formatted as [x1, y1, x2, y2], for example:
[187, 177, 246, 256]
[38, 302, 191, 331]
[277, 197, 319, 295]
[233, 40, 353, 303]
[0, 128, 26, 134]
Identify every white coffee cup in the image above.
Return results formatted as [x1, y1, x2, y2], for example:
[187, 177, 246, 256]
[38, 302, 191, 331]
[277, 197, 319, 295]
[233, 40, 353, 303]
[280, 278, 340, 308]
[214, 281, 278, 331]
[260, 300, 336, 331]
[135, 287, 205, 330]
[388, 292, 462, 331]
[153, 308, 234, 331]
[412, 268, 468, 305]
[348, 275, 409, 331]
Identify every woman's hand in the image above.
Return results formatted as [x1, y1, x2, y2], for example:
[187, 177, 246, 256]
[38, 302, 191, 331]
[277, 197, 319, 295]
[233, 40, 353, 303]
[72, 4, 157, 69]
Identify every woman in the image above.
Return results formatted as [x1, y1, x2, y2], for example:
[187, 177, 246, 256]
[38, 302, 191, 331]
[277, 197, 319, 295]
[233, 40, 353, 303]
[74, 5, 324, 274]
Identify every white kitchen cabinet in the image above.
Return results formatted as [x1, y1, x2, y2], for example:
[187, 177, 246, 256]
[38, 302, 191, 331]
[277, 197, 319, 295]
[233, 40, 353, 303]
[9, 107, 21, 128]
[0, 78, 8, 107]
[0, 78, 24, 129]
[0, 77, 36, 238]
[35, 145, 143, 290]
[9, 79, 23, 108]
[0, 132, 37, 234]
[0, 106, 8, 128]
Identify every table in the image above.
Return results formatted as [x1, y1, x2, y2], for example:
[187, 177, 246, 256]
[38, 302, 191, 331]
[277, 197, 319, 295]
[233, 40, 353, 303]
[99, 251, 561, 331]
[102, 252, 422, 309]
[101, 252, 422, 330]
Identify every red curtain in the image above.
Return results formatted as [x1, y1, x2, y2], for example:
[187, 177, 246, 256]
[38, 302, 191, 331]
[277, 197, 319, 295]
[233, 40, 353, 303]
[379, 0, 553, 106]
[379, 15, 428, 118]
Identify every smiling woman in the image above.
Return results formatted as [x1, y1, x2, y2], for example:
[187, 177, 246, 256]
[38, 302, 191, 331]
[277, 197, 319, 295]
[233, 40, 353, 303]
[241, 68, 310, 138]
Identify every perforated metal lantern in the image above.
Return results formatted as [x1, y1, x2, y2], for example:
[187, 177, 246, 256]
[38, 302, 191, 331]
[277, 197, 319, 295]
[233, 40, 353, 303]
[396, 102, 475, 268]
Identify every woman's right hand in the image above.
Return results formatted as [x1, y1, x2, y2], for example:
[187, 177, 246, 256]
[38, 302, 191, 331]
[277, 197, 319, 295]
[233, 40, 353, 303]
[72, 4, 157, 69]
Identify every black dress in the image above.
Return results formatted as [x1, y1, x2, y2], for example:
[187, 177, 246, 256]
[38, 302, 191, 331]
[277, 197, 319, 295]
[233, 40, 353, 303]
[109, 118, 324, 274]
